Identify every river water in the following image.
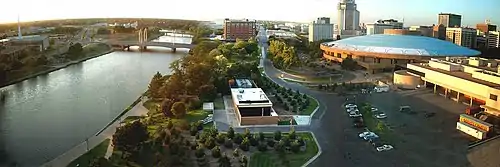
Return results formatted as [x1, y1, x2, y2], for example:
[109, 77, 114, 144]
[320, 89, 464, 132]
[0, 36, 189, 166]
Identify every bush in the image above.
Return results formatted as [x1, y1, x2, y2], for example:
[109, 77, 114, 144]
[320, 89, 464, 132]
[188, 98, 203, 110]
[282, 136, 291, 147]
[211, 146, 221, 158]
[190, 126, 198, 136]
[227, 127, 235, 139]
[195, 146, 205, 158]
[274, 131, 282, 141]
[205, 136, 216, 149]
[289, 128, 297, 140]
[297, 138, 305, 147]
[257, 143, 268, 152]
[233, 134, 243, 145]
[267, 139, 276, 147]
[258, 132, 265, 141]
[274, 140, 285, 152]
[224, 139, 233, 148]
[216, 133, 226, 144]
[240, 138, 250, 151]
[290, 141, 300, 153]
[249, 136, 259, 147]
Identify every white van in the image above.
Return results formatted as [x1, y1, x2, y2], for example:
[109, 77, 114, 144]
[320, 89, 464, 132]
[373, 86, 389, 93]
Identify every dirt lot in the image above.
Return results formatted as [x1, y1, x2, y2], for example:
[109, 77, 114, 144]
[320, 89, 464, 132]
[355, 88, 473, 167]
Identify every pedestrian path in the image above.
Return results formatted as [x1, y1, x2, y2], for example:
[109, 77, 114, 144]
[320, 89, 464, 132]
[42, 98, 149, 167]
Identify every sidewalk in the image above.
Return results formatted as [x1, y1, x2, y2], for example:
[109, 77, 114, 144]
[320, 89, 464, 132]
[42, 98, 149, 167]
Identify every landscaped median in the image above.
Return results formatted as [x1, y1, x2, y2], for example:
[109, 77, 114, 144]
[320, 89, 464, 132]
[359, 103, 396, 143]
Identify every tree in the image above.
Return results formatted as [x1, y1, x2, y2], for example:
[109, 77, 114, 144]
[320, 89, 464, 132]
[195, 146, 205, 158]
[258, 142, 268, 152]
[243, 128, 251, 139]
[290, 140, 301, 153]
[239, 138, 250, 151]
[147, 72, 164, 99]
[341, 57, 357, 70]
[274, 140, 285, 152]
[267, 138, 276, 147]
[68, 43, 83, 58]
[233, 133, 243, 145]
[171, 102, 187, 118]
[199, 84, 217, 102]
[205, 136, 216, 149]
[216, 133, 226, 144]
[227, 127, 235, 139]
[161, 98, 175, 117]
[289, 127, 297, 140]
[224, 139, 233, 148]
[112, 121, 149, 156]
[258, 132, 265, 141]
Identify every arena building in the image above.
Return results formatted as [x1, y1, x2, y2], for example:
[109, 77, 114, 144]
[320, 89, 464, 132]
[320, 34, 481, 73]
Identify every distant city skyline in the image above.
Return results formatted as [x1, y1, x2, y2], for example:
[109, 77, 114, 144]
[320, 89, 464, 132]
[1, 0, 499, 27]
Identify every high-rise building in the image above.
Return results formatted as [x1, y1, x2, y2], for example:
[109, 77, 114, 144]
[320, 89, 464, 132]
[433, 24, 446, 40]
[337, 0, 360, 35]
[446, 27, 477, 48]
[486, 31, 500, 48]
[316, 17, 330, 24]
[377, 19, 404, 29]
[438, 13, 462, 28]
[366, 23, 393, 35]
[476, 20, 497, 35]
[223, 18, 257, 41]
[309, 18, 334, 42]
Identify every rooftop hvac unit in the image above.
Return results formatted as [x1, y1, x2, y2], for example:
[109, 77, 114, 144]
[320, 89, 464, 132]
[445, 57, 451, 61]
[239, 89, 244, 93]
[449, 58, 456, 63]
[456, 59, 462, 64]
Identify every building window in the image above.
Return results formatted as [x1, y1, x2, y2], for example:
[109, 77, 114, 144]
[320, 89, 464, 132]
[490, 94, 498, 101]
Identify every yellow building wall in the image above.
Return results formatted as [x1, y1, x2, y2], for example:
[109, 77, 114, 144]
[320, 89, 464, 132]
[393, 70, 422, 89]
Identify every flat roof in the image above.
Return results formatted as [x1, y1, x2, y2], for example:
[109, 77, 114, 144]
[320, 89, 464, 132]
[230, 88, 272, 107]
[323, 34, 481, 57]
[411, 63, 500, 88]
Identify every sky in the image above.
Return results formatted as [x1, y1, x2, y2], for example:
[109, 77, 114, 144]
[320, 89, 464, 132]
[1, 0, 499, 27]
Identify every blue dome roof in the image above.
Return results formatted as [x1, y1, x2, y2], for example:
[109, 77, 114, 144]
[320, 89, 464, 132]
[324, 34, 481, 57]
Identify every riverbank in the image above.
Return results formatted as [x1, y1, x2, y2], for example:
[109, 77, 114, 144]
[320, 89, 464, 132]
[0, 43, 113, 88]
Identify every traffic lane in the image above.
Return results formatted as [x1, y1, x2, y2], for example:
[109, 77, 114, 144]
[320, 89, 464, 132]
[366, 92, 470, 167]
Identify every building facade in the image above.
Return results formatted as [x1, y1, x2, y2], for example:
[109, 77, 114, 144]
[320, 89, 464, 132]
[433, 24, 446, 40]
[477, 23, 497, 35]
[316, 17, 330, 24]
[409, 26, 433, 37]
[366, 23, 393, 35]
[487, 31, 500, 48]
[223, 19, 257, 41]
[229, 79, 279, 125]
[384, 29, 421, 36]
[7, 35, 50, 52]
[446, 27, 477, 48]
[337, 0, 360, 35]
[309, 20, 334, 42]
[377, 19, 403, 29]
[439, 13, 462, 28]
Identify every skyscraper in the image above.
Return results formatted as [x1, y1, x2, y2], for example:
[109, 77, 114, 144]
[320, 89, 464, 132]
[438, 13, 462, 28]
[337, 0, 360, 35]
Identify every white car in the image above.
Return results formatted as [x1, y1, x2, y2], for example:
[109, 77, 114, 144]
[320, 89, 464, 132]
[371, 107, 378, 112]
[358, 131, 376, 138]
[375, 113, 387, 119]
[376, 145, 394, 152]
[349, 112, 362, 117]
[347, 107, 358, 113]
[345, 104, 357, 108]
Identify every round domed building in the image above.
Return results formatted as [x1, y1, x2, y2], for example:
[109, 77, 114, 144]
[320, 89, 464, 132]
[320, 34, 481, 74]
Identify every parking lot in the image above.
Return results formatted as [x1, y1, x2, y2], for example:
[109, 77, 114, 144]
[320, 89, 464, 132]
[351, 88, 473, 167]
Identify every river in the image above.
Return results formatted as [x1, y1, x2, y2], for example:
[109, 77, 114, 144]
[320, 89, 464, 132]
[0, 36, 189, 166]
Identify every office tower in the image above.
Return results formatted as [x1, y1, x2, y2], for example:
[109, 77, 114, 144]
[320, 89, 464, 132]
[446, 27, 477, 48]
[337, 0, 360, 35]
[309, 18, 334, 42]
[438, 13, 462, 28]
[223, 18, 257, 41]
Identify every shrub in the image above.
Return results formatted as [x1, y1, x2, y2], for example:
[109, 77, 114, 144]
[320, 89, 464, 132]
[290, 141, 300, 153]
[283, 105, 289, 111]
[211, 146, 221, 158]
[257, 143, 268, 152]
[258, 132, 266, 141]
[302, 93, 307, 99]
[243, 128, 251, 139]
[289, 128, 297, 140]
[224, 139, 233, 149]
[297, 138, 305, 147]
[267, 138, 276, 147]
[274, 130, 282, 141]
[274, 140, 285, 152]
[216, 133, 226, 144]
[233, 133, 244, 145]
[282, 136, 291, 147]
[249, 136, 259, 147]
[227, 127, 235, 139]
[190, 126, 198, 136]
[195, 146, 205, 158]
[188, 98, 203, 110]
[239, 138, 250, 151]
[205, 136, 216, 149]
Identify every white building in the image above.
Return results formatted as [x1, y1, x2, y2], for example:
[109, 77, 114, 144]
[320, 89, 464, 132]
[337, 0, 360, 35]
[309, 22, 334, 42]
[446, 27, 477, 48]
[487, 31, 499, 48]
[300, 24, 309, 34]
[366, 23, 393, 35]
[378, 19, 403, 29]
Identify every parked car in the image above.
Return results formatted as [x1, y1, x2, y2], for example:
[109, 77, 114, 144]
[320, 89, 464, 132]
[349, 111, 362, 118]
[375, 112, 387, 119]
[347, 108, 359, 113]
[364, 133, 379, 141]
[369, 138, 383, 147]
[359, 131, 376, 138]
[376, 145, 394, 152]
[345, 104, 357, 108]
[371, 107, 378, 112]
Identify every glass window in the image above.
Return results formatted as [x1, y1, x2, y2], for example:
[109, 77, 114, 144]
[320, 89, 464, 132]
[490, 94, 498, 101]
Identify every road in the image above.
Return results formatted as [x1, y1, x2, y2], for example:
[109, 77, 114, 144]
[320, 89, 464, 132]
[259, 27, 405, 167]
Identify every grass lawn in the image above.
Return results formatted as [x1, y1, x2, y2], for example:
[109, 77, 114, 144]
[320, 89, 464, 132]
[249, 132, 319, 167]
[301, 96, 318, 116]
[213, 96, 225, 110]
[67, 139, 110, 167]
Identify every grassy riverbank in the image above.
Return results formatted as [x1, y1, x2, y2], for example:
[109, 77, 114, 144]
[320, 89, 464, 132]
[0, 43, 113, 88]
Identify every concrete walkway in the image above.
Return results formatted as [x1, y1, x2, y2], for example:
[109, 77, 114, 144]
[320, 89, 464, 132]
[42, 97, 149, 167]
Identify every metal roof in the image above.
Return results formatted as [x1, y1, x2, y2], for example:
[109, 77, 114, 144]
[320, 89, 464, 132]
[323, 34, 481, 57]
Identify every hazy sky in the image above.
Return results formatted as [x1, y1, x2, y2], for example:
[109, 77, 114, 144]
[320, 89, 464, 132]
[1, 0, 499, 27]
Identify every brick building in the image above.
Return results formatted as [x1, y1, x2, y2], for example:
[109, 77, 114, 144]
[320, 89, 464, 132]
[223, 19, 257, 41]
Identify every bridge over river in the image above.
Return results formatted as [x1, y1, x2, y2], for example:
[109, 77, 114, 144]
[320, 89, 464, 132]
[107, 28, 195, 52]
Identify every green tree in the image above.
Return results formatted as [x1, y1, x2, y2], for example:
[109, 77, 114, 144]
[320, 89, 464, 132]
[199, 84, 217, 102]
[211, 146, 221, 158]
[195, 146, 205, 158]
[289, 127, 297, 140]
[161, 98, 175, 117]
[258, 132, 265, 141]
[147, 72, 164, 99]
[341, 57, 357, 70]
[239, 138, 250, 151]
[68, 43, 83, 59]
[227, 127, 235, 139]
[171, 102, 187, 118]
[274, 130, 282, 141]
[112, 121, 148, 156]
